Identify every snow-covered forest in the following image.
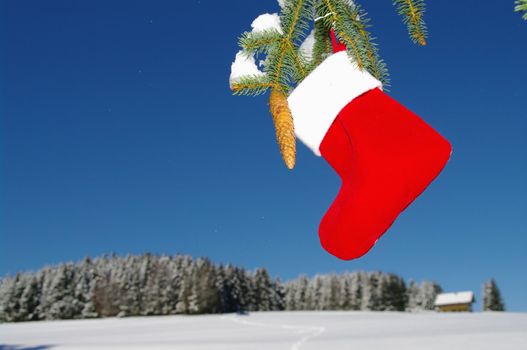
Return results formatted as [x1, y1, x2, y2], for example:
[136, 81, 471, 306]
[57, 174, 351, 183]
[0, 254, 442, 322]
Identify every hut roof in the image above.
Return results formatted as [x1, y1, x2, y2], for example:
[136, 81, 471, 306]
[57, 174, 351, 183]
[434, 291, 475, 306]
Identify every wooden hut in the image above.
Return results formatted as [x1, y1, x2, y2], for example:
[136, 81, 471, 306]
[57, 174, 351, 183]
[434, 291, 475, 312]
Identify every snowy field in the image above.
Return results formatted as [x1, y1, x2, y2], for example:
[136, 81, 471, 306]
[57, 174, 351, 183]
[1, 311, 526, 350]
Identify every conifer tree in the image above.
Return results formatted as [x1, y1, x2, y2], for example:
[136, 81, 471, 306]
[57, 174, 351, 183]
[0, 277, 16, 321]
[420, 281, 442, 311]
[214, 265, 228, 313]
[284, 280, 298, 310]
[3, 274, 26, 322]
[0, 254, 457, 322]
[291, 275, 309, 310]
[192, 258, 220, 314]
[46, 264, 77, 320]
[362, 272, 382, 310]
[270, 277, 286, 311]
[348, 272, 363, 310]
[405, 280, 441, 311]
[338, 273, 352, 310]
[252, 268, 274, 311]
[381, 274, 407, 311]
[483, 279, 505, 311]
[19, 276, 41, 321]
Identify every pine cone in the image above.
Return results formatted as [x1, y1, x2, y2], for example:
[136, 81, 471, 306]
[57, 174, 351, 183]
[269, 89, 296, 169]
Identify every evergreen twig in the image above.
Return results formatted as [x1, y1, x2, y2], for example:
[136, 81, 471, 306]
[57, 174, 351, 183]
[232, 0, 314, 96]
[231, 75, 274, 96]
[318, 0, 367, 69]
[316, 0, 389, 86]
[393, 0, 428, 46]
[310, 17, 332, 71]
[516, 0, 527, 20]
[266, 0, 314, 92]
[239, 30, 282, 56]
[346, 3, 390, 86]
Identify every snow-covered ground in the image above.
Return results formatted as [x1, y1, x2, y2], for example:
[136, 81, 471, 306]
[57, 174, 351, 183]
[1, 311, 526, 350]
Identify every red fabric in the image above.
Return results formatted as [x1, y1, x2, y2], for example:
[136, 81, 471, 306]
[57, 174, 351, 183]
[318, 88, 451, 260]
[330, 29, 347, 53]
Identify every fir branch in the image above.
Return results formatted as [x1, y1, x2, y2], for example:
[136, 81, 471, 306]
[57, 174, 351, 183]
[311, 0, 390, 85]
[277, 0, 306, 81]
[311, 18, 332, 70]
[393, 0, 428, 45]
[239, 30, 282, 55]
[516, 0, 527, 20]
[318, 0, 367, 70]
[266, 0, 315, 91]
[288, 42, 308, 82]
[346, 3, 390, 85]
[281, 0, 315, 46]
[393, 0, 428, 46]
[231, 75, 274, 96]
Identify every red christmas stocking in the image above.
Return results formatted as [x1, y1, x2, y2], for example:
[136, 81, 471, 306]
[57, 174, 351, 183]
[288, 36, 452, 260]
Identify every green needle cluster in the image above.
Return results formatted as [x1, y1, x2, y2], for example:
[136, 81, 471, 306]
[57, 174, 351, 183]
[516, 0, 527, 20]
[392, 0, 428, 46]
[232, 0, 430, 97]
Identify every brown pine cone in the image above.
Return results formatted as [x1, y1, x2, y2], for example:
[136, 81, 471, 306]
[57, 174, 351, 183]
[269, 89, 296, 170]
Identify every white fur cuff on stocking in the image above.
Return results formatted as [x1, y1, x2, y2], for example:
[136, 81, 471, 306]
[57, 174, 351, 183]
[287, 51, 382, 156]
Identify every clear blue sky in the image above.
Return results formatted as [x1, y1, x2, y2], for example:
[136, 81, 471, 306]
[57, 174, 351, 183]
[1, 0, 526, 311]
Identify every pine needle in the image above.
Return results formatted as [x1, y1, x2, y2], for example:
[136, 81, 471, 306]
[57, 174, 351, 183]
[319, 0, 366, 69]
[316, 0, 389, 86]
[516, 0, 527, 20]
[231, 76, 274, 96]
[239, 30, 282, 55]
[310, 18, 332, 70]
[393, 0, 428, 45]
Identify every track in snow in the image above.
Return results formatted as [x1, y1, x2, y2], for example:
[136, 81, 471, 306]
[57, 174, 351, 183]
[221, 314, 325, 350]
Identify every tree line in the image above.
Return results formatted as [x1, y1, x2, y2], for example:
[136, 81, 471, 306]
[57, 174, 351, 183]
[0, 253, 499, 322]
